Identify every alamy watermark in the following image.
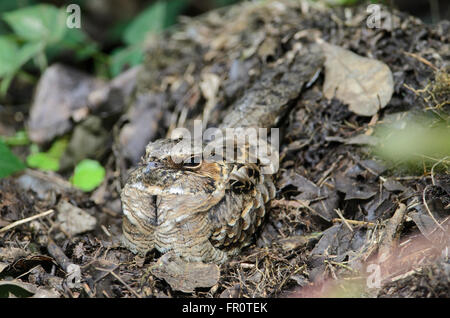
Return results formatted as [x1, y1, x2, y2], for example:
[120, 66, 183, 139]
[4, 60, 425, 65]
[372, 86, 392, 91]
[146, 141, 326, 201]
[169, 120, 280, 174]
[366, 4, 381, 29]
[366, 4, 399, 30]
[66, 4, 81, 29]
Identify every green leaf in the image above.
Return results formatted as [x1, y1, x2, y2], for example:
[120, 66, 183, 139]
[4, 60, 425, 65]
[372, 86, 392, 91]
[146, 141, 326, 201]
[47, 27, 99, 62]
[123, 0, 167, 45]
[25, 137, 67, 172]
[109, 45, 143, 77]
[1, 130, 29, 146]
[0, 39, 43, 94]
[46, 137, 68, 159]
[26, 152, 59, 171]
[3, 4, 67, 44]
[0, 36, 18, 76]
[0, 140, 26, 178]
[163, 0, 189, 28]
[17, 41, 44, 67]
[71, 159, 105, 192]
[123, 0, 187, 45]
[109, 0, 187, 77]
[0, 73, 14, 95]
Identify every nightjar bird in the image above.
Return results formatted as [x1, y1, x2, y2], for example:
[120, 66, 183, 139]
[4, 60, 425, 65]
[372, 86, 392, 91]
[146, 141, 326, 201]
[121, 45, 324, 263]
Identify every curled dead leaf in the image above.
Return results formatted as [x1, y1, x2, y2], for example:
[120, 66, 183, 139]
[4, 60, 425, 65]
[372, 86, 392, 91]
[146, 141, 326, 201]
[321, 42, 394, 116]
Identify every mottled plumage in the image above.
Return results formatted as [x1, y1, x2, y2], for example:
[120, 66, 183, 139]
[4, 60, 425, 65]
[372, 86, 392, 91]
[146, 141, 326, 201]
[122, 137, 276, 263]
[121, 44, 324, 263]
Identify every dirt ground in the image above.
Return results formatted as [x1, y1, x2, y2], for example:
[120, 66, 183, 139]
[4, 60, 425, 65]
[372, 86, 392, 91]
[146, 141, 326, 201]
[0, 1, 449, 298]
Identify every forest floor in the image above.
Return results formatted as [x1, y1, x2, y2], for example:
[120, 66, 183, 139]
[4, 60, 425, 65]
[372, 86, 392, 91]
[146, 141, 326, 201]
[0, 1, 449, 298]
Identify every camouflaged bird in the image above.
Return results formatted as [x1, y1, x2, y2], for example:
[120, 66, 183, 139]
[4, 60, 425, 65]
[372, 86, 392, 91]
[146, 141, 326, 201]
[121, 45, 324, 263]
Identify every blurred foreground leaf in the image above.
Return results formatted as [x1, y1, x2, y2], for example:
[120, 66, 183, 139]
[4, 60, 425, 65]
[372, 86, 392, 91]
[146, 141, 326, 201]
[110, 0, 187, 76]
[374, 117, 450, 170]
[0, 36, 18, 76]
[0, 4, 99, 94]
[0, 140, 26, 178]
[123, 0, 167, 45]
[3, 4, 66, 43]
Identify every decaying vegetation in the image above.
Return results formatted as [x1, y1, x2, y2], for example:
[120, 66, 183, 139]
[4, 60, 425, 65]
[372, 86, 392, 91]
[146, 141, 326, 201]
[0, 0, 448, 298]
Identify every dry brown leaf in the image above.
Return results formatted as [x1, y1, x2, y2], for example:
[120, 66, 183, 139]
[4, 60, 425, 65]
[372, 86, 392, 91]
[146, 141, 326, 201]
[151, 252, 220, 293]
[321, 42, 394, 116]
[277, 235, 309, 251]
[56, 200, 97, 236]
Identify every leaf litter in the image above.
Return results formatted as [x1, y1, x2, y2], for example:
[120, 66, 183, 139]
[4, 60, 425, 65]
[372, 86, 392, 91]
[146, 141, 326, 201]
[0, 0, 449, 298]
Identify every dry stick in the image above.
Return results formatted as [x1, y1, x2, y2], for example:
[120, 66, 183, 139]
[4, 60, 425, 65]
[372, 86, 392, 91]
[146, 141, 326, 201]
[332, 218, 375, 227]
[403, 51, 438, 71]
[0, 209, 54, 234]
[318, 154, 344, 186]
[422, 185, 446, 232]
[271, 198, 321, 216]
[96, 267, 141, 298]
[430, 156, 450, 186]
[394, 175, 431, 181]
[427, 216, 450, 238]
[378, 203, 407, 260]
[15, 265, 41, 280]
[47, 239, 73, 271]
[334, 209, 353, 232]
[47, 240, 82, 289]
[82, 283, 94, 298]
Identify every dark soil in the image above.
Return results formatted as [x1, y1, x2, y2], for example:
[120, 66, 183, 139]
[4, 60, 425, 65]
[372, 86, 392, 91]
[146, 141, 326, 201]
[0, 1, 448, 298]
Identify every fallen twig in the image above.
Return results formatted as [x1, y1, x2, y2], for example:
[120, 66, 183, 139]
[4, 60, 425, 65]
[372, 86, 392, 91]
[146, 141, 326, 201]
[378, 203, 407, 259]
[430, 156, 449, 186]
[422, 185, 446, 232]
[332, 218, 376, 227]
[96, 267, 142, 298]
[47, 239, 81, 289]
[334, 209, 353, 232]
[403, 51, 438, 71]
[0, 209, 54, 234]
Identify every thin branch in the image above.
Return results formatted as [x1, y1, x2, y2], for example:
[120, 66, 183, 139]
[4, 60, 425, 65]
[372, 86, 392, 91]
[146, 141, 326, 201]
[96, 267, 141, 298]
[430, 156, 449, 186]
[403, 51, 438, 71]
[334, 209, 353, 232]
[332, 218, 375, 227]
[422, 185, 446, 232]
[0, 209, 54, 234]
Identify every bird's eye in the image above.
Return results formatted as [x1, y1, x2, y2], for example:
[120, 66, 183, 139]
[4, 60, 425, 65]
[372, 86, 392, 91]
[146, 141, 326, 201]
[144, 161, 163, 173]
[183, 156, 202, 169]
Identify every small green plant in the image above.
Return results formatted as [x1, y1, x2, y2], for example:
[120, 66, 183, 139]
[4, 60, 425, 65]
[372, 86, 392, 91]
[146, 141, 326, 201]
[70, 159, 106, 192]
[0, 140, 26, 178]
[0, 4, 98, 95]
[0, 130, 29, 146]
[26, 137, 68, 172]
[109, 0, 188, 76]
